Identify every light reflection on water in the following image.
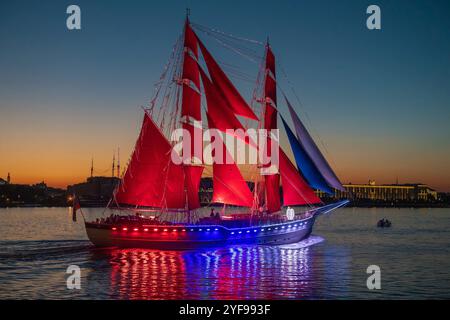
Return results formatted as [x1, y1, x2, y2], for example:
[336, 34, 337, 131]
[1, 207, 450, 299]
[94, 239, 321, 300]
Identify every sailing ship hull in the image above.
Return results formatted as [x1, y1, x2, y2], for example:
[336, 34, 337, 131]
[84, 200, 349, 250]
[85, 217, 315, 250]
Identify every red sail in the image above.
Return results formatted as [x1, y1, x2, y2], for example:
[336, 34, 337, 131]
[200, 66, 258, 151]
[184, 20, 198, 57]
[181, 20, 203, 211]
[197, 37, 258, 121]
[182, 22, 201, 121]
[263, 44, 281, 212]
[265, 174, 281, 212]
[264, 76, 277, 130]
[182, 122, 203, 164]
[181, 85, 201, 121]
[279, 149, 322, 206]
[266, 45, 276, 75]
[210, 133, 254, 207]
[199, 67, 245, 132]
[184, 165, 204, 210]
[115, 113, 186, 208]
[183, 52, 200, 87]
[201, 71, 254, 207]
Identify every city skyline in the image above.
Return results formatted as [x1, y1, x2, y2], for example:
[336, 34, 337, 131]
[1, 0, 450, 191]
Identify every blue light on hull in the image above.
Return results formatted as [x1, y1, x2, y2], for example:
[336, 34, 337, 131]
[85, 200, 350, 249]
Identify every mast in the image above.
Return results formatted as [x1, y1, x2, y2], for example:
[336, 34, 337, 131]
[112, 151, 115, 177]
[180, 16, 204, 210]
[117, 148, 120, 178]
[262, 41, 281, 213]
[90, 157, 94, 178]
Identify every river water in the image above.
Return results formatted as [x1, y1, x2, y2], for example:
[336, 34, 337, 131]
[0, 207, 449, 299]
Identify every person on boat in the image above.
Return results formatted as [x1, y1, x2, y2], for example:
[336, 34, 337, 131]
[210, 208, 215, 218]
[215, 211, 221, 220]
[286, 207, 295, 220]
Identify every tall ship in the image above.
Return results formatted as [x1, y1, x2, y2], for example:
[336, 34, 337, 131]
[82, 15, 349, 249]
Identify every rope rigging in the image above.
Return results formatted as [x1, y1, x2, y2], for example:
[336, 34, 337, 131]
[113, 19, 330, 217]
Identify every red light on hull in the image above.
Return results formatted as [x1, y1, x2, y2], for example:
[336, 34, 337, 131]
[122, 227, 128, 231]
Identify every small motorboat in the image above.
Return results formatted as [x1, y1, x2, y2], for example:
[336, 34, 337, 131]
[377, 219, 392, 228]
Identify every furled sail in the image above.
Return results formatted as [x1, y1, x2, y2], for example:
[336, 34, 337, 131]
[115, 113, 186, 208]
[279, 149, 322, 206]
[281, 116, 334, 194]
[285, 96, 345, 191]
[263, 44, 281, 213]
[197, 37, 258, 121]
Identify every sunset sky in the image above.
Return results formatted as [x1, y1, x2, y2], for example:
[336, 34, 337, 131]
[1, 0, 449, 191]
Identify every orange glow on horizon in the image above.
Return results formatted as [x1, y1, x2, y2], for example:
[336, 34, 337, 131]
[1, 110, 449, 191]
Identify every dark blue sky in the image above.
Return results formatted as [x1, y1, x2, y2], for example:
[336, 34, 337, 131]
[1, 0, 449, 190]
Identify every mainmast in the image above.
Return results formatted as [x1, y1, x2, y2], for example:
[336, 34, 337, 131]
[262, 41, 281, 213]
[180, 15, 204, 210]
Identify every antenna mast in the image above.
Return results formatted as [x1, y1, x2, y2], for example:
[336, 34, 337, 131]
[112, 151, 116, 177]
[90, 158, 94, 178]
[117, 148, 121, 178]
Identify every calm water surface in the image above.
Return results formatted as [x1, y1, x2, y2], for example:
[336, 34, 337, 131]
[0, 207, 449, 299]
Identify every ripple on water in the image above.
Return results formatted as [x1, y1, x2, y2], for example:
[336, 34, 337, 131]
[1, 207, 450, 299]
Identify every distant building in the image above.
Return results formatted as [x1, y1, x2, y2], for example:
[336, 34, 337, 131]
[316, 181, 438, 201]
[0, 181, 65, 207]
[67, 176, 120, 205]
[0, 173, 10, 185]
[201, 178, 439, 205]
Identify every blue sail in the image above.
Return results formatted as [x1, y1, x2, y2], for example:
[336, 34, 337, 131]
[285, 96, 345, 192]
[281, 116, 334, 194]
